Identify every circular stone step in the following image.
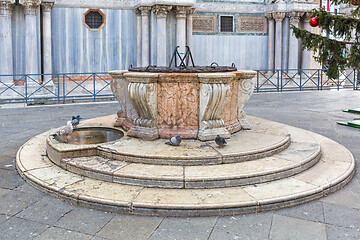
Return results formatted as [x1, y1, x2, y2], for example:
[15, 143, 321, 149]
[45, 116, 319, 188]
[59, 138, 321, 189]
[46, 116, 291, 166]
[16, 117, 355, 217]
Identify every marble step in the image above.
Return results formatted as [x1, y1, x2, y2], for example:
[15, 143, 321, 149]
[46, 118, 321, 189]
[59, 139, 321, 189]
[46, 116, 292, 166]
[96, 131, 291, 166]
[16, 128, 355, 217]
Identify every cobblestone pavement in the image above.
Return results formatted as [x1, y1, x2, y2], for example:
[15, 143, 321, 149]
[0, 90, 359, 240]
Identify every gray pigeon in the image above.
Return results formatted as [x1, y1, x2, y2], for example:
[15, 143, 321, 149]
[71, 115, 82, 127]
[52, 120, 74, 137]
[215, 135, 227, 148]
[165, 135, 182, 146]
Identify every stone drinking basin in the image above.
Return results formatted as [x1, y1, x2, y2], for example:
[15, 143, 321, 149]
[46, 127, 124, 164]
[55, 127, 124, 145]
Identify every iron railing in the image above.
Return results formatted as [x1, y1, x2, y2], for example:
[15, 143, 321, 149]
[255, 69, 358, 92]
[0, 69, 358, 105]
[0, 72, 114, 105]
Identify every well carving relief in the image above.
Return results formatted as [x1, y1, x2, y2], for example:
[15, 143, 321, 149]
[109, 70, 256, 141]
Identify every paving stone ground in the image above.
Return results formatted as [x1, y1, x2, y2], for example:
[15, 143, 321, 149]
[0, 90, 359, 239]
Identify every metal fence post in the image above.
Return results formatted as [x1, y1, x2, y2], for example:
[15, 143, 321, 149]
[57, 74, 60, 104]
[320, 70, 323, 91]
[93, 73, 96, 102]
[354, 69, 357, 90]
[63, 74, 66, 103]
[256, 71, 259, 93]
[276, 69, 279, 92]
[280, 70, 283, 92]
[25, 75, 28, 105]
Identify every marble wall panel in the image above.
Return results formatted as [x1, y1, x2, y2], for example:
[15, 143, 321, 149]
[237, 16, 267, 34]
[157, 81, 199, 138]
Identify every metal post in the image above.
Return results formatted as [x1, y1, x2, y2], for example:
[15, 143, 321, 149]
[25, 75, 28, 104]
[57, 74, 60, 104]
[320, 70, 323, 90]
[354, 69, 356, 90]
[63, 74, 66, 103]
[93, 74, 96, 102]
[256, 71, 259, 93]
[280, 69, 283, 92]
[299, 69, 302, 91]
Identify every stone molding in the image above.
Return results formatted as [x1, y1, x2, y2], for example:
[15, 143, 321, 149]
[264, 12, 273, 20]
[124, 72, 159, 140]
[197, 73, 234, 140]
[235, 71, 256, 130]
[20, 0, 41, 15]
[134, 8, 141, 16]
[303, 11, 313, 20]
[273, 12, 286, 21]
[138, 6, 152, 16]
[174, 5, 188, 18]
[127, 81, 159, 140]
[152, 5, 172, 18]
[187, 7, 195, 15]
[128, 82, 158, 128]
[41, 2, 54, 12]
[0, 1, 14, 16]
[48, 0, 195, 9]
[109, 71, 128, 127]
[288, 11, 304, 23]
[198, 82, 231, 141]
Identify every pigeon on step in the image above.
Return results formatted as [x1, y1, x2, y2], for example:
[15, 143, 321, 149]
[165, 135, 182, 146]
[215, 135, 227, 148]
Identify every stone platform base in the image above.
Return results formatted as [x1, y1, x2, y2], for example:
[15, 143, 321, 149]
[16, 115, 355, 217]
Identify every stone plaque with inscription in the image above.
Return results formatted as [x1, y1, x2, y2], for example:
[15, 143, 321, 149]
[192, 15, 217, 33]
[237, 16, 267, 34]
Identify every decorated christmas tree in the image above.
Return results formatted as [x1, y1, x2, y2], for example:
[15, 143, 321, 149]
[291, 5, 360, 79]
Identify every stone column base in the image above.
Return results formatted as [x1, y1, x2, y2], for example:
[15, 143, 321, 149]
[127, 126, 159, 141]
[239, 119, 252, 130]
[114, 111, 126, 128]
[198, 127, 230, 141]
[225, 119, 241, 134]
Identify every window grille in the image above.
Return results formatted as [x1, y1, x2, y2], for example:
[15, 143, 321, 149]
[83, 9, 106, 31]
[220, 16, 234, 32]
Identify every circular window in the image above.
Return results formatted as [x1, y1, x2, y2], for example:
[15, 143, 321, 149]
[83, 9, 106, 31]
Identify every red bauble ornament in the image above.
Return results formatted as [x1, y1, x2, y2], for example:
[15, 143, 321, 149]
[352, 0, 358, 6]
[309, 17, 319, 27]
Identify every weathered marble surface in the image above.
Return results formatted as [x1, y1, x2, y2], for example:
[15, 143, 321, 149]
[157, 81, 199, 138]
[223, 78, 240, 134]
[18, 115, 356, 216]
[236, 71, 256, 130]
[109, 70, 256, 141]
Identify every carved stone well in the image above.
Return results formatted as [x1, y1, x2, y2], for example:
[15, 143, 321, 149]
[109, 70, 256, 141]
